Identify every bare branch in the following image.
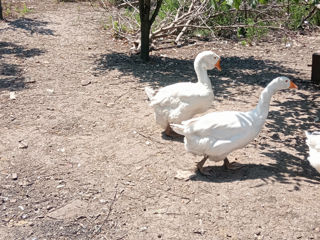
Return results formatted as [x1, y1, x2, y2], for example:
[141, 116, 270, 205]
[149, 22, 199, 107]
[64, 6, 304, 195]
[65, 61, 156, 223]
[150, 0, 164, 25]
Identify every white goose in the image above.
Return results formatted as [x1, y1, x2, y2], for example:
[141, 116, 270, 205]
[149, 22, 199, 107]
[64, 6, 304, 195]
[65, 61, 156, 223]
[305, 131, 320, 173]
[145, 51, 221, 137]
[171, 76, 298, 176]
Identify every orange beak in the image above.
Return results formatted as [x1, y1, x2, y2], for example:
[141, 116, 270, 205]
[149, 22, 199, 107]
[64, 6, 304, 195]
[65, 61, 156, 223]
[289, 81, 298, 89]
[215, 59, 221, 71]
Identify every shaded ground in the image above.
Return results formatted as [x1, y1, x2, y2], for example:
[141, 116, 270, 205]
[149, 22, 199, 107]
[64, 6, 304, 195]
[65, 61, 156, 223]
[1, 1, 320, 239]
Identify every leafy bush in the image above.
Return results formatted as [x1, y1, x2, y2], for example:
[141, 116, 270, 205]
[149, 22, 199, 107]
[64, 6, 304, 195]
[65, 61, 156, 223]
[105, 0, 320, 46]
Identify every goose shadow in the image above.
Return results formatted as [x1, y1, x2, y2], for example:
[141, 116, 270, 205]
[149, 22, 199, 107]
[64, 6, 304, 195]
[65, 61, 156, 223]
[189, 153, 320, 185]
[0, 41, 46, 90]
[93, 51, 320, 184]
[161, 132, 184, 143]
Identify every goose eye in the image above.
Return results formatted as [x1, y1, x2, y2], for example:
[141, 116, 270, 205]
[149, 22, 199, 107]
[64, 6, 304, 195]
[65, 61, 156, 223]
[285, 80, 288, 83]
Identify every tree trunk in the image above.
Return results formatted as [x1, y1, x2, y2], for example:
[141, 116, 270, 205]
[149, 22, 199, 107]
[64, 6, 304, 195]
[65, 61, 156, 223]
[139, 0, 163, 62]
[140, 19, 151, 61]
[139, 0, 151, 61]
[0, 0, 3, 20]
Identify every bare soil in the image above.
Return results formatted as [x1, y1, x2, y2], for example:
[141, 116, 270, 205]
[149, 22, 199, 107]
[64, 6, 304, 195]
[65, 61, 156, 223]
[1, 1, 320, 239]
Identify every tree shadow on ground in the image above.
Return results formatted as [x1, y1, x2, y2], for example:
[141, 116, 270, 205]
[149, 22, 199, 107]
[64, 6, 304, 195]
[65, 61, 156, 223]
[93, 51, 320, 184]
[6, 18, 55, 35]
[0, 41, 46, 90]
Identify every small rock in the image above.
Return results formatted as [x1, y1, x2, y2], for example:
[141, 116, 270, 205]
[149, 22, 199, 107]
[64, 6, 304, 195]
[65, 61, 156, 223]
[140, 226, 148, 232]
[18, 205, 24, 211]
[174, 170, 195, 181]
[145, 141, 151, 145]
[18, 180, 32, 187]
[46, 89, 54, 94]
[81, 80, 91, 86]
[47, 205, 54, 211]
[25, 77, 36, 84]
[9, 92, 16, 100]
[18, 141, 28, 149]
[56, 184, 65, 189]
[11, 173, 18, 180]
[106, 103, 115, 107]
[99, 199, 107, 204]
[57, 148, 65, 153]
[124, 181, 135, 186]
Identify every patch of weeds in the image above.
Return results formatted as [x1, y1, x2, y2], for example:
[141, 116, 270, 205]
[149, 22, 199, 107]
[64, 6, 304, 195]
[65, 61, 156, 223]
[240, 40, 247, 46]
[2, 1, 31, 18]
[17, 3, 31, 16]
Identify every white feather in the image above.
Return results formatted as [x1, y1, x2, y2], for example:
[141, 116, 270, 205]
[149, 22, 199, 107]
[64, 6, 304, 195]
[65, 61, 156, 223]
[144, 86, 156, 100]
[305, 131, 320, 173]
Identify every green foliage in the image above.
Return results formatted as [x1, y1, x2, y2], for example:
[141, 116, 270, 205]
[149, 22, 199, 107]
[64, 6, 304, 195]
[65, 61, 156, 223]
[1, 1, 31, 18]
[157, 0, 179, 21]
[244, 18, 269, 44]
[18, 3, 31, 15]
[108, 0, 320, 45]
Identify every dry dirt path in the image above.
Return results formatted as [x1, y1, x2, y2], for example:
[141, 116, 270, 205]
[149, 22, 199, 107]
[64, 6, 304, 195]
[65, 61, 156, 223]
[1, 1, 320, 239]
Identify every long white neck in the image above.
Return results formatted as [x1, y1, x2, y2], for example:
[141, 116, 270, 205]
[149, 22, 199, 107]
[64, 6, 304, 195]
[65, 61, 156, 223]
[194, 60, 212, 88]
[252, 81, 278, 121]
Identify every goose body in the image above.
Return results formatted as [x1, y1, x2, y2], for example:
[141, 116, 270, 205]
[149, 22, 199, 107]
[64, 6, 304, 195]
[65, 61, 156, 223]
[171, 77, 298, 175]
[305, 131, 320, 173]
[145, 51, 221, 136]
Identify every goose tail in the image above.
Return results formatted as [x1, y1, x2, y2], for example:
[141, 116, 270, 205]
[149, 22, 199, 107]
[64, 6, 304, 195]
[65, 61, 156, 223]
[305, 131, 320, 148]
[145, 86, 156, 100]
[170, 123, 185, 136]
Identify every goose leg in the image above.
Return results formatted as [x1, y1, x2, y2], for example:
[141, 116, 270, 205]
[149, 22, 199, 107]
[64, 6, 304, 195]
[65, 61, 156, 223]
[223, 158, 243, 170]
[197, 155, 213, 176]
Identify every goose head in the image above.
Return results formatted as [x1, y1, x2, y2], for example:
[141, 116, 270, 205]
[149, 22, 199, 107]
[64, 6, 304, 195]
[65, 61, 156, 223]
[271, 76, 298, 90]
[194, 51, 221, 71]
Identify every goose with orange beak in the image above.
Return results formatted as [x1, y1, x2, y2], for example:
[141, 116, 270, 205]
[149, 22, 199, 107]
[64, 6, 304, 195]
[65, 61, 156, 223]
[145, 51, 221, 137]
[171, 77, 298, 176]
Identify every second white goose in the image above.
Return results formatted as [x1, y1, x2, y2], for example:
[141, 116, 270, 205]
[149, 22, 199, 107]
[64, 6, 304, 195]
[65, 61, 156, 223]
[145, 51, 221, 137]
[171, 76, 298, 176]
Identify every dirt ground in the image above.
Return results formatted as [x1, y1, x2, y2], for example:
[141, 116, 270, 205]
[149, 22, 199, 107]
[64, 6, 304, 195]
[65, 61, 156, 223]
[1, 1, 320, 239]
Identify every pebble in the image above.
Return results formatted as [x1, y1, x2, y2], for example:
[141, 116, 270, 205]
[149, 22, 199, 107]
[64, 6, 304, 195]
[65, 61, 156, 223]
[140, 226, 148, 232]
[46, 89, 54, 94]
[81, 80, 91, 86]
[9, 92, 16, 100]
[11, 173, 18, 180]
[106, 103, 115, 107]
[18, 180, 32, 187]
[18, 141, 28, 149]
[47, 205, 54, 211]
